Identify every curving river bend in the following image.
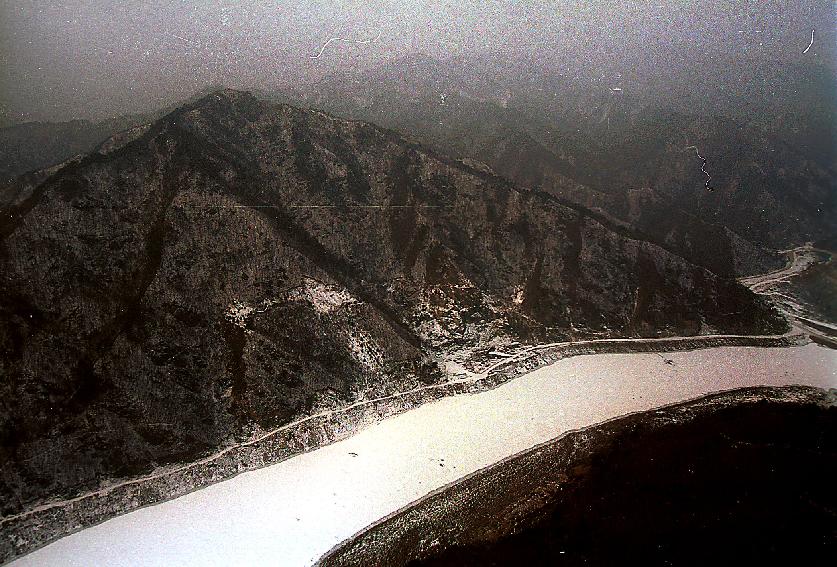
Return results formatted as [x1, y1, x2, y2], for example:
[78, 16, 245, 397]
[10, 341, 835, 567]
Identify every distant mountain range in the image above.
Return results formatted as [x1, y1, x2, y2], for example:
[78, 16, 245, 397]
[284, 53, 836, 274]
[0, 90, 785, 521]
[0, 85, 228, 185]
[6, 52, 831, 277]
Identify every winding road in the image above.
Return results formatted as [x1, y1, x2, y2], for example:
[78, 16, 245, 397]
[739, 243, 821, 292]
[739, 243, 835, 336]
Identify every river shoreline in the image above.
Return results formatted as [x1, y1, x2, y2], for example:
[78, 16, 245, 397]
[319, 385, 836, 566]
[6, 337, 833, 566]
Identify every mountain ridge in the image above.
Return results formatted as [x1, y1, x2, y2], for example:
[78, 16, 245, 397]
[0, 89, 785, 530]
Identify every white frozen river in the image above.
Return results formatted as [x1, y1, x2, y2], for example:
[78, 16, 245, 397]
[10, 343, 836, 567]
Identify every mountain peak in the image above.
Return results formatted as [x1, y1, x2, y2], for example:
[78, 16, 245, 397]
[175, 87, 262, 118]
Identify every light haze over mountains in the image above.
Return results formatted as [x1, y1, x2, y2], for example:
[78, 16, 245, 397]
[1, 1, 834, 123]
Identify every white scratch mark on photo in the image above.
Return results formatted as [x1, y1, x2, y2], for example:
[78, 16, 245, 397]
[803, 29, 814, 54]
[310, 30, 382, 59]
[171, 34, 196, 45]
[684, 145, 713, 191]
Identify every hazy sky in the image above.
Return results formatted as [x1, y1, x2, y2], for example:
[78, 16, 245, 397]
[1, 1, 833, 123]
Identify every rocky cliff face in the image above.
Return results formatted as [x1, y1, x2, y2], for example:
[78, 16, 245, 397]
[0, 90, 784, 516]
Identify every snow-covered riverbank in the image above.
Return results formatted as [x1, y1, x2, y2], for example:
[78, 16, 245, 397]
[10, 343, 836, 567]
